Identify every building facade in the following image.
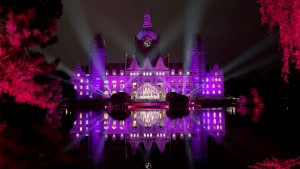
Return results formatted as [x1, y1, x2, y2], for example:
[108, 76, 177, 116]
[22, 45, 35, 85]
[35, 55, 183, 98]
[72, 10, 224, 100]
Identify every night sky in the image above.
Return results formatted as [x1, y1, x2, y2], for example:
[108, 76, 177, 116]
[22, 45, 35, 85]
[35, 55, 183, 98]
[44, 0, 282, 79]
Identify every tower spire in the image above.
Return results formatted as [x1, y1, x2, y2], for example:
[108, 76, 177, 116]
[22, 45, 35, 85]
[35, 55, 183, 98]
[143, 8, 152, 28]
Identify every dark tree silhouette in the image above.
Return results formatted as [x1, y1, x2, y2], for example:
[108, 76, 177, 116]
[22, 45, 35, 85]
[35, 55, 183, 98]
[166, 92, 189, 109]
[108, 92, 131, 107]
[53, 70, 77, 100]
[0, 0, 63, 109]
[0, 1, 79, 169]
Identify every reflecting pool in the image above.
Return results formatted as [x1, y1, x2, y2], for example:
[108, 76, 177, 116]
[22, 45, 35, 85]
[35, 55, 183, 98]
[60, 104, 300, 169]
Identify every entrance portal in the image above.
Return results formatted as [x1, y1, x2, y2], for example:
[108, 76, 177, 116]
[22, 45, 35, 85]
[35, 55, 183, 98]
[135, 83, 160, 101]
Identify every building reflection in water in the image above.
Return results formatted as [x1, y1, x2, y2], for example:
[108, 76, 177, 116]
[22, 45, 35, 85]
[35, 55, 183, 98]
[68, 107, 226, 166]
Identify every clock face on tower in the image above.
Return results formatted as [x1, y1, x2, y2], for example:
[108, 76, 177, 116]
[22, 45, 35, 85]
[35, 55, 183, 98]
[143, 40, 151, 48]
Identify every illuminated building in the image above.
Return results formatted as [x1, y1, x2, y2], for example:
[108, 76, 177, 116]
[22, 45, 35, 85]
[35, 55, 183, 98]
[72, 9, 224, 100]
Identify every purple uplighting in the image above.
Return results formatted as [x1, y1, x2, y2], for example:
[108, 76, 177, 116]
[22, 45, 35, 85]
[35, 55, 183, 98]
[71, 10, 224, 100]
[69, 108, 226, 163]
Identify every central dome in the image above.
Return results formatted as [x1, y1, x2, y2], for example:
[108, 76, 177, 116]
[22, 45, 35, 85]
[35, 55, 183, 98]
[136, 9, 158, 41]
[136, 28, 158, 40]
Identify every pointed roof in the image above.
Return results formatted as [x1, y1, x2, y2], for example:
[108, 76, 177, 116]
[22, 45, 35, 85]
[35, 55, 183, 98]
[74, 61, 83, 73]
[143, 8, 152, 28]
[155, 57, 168, 70]
[141, 57, 154, 70]
[136, 8, 158, 40]
[127, 56, 139, 70]
[210, 63, 223, 76]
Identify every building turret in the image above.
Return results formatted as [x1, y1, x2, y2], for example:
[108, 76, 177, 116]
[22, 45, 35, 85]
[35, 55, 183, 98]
[89, 33, 106, 97]
[189, 34, 206, 96]
[135, 9, 161, 67]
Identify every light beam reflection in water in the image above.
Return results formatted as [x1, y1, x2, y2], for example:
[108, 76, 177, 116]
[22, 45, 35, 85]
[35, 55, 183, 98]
[66, 107, 225, 168]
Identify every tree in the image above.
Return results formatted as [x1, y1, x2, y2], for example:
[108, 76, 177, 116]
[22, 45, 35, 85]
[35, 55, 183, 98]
[0, 1, 78, 169]
[108, 92, 131, 107]
[258, 0, 300, 82]
[0, 0, 63, 109]
[53, 70, 77, 100]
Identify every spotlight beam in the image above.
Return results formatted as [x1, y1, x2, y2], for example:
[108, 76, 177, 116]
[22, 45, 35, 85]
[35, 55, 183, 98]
[223, 35, 278, 75]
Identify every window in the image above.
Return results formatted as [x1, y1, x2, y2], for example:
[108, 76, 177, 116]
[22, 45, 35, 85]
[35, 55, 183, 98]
[179, 69, 182, 75]
[212, 84, 215, 88]
[112, 80, 117, 89]
[80, 79, 83, 83]
[157, 81, 163, 88]
[120, 83, 124, 88]
[86, 85, 89, 89]
[74, 85, 77, 89]
[171, 69, 175, 75]
[112, 70, 116, 75]
[80, 85, 83, 89]
[80, 91, 83, 95]
[132, 82, 137, 88]
[77, 73, 80, 77]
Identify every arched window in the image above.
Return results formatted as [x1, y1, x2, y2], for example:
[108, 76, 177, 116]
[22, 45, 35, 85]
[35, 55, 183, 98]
[132, 80, 137, 88]
[144, 79, 151, 83]
[112, 80, 117, 88]
[157, 79, 164, 88]
[178, 69, 182, 75]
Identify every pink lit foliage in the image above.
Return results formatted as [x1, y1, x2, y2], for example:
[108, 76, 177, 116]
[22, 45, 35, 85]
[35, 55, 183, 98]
[249, 156, 300, 168]
[0, 1, 63, 108]
[258, 0, 300, 82]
